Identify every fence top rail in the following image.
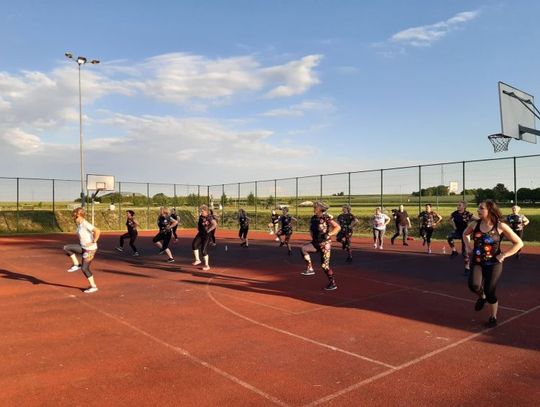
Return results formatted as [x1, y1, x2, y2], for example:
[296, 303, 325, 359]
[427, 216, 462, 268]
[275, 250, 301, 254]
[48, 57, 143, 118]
[2, 154, 539, 187]
[206, 154, 540, 187]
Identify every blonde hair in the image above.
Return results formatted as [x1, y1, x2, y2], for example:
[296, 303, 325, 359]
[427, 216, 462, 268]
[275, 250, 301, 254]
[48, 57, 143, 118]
[72, 207, 85, 218]
[161, 206, 170, 215]
[512, 205, 521, 212]
[313, 201, 329, 211]
[199, 204, 209, 212]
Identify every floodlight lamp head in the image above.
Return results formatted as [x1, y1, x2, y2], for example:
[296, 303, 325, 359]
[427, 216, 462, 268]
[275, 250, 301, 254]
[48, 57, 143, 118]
[65, 52, 73, 59]
[90, 59, 100, 65]
[76, 56, 87, 65]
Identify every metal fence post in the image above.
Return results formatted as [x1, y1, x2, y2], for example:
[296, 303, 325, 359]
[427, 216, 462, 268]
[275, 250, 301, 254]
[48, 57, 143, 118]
[255, 181, 258, 229]
[16, 177, 20, 233]
[274, 179, 277, 208]
[207, 185, 210, 206]
[320, 174, 323, 200]
[380, 169, 383, 209]
[295, 177, 299, 222]
[513, 156, 517, 203]
[462, 161, 466, 202]
[221, 184, 225, 227]
[348, 172, 351, 206]
[118, 182, 122, 230]
[418, 165, 422, 214]
[52, 179, 55, 230]
[237, 183, 240, 209]
[147, 183, 150, 229]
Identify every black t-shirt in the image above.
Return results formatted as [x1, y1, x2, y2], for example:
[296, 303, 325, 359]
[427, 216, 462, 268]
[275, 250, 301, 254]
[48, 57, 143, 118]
[337, 213, 356, 231]
[280, 214, 293, 231]
[451, 210, 473, 232]
[310, 213, 334, 244]
[239, 214, 249, 228]
[394, 210, 409, 226]
[158, 215, 173, 234]
[198, 215, 212, 235]
[126, 218, 137, 234]
[506, 214, 525, 231]
[271, 213, 280, 224]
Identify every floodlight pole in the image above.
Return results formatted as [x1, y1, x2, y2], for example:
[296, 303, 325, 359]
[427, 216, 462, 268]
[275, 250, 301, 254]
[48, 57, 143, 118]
[65, 52, 100, 208]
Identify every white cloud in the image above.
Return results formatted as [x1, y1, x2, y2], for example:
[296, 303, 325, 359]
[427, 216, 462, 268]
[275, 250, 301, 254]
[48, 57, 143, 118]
[390, 10, 480, 47]
[262, 99, 335, 117]
[2, 128, 43, 155]
[263, 55, 323, 98]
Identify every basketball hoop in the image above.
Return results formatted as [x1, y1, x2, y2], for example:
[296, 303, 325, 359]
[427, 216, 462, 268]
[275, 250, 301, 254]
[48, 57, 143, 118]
[488, 133, 512, 153]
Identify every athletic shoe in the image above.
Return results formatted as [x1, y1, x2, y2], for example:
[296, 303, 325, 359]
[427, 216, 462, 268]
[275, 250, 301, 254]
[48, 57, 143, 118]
[210, 242, 217, 247]
[132, 252, 140, 257]
[166, 258, 175, 263]
[67, 265, 81, 272]
[274, 237, 280, 242]
[240, 242, 246, 247]
[487, 316, 497, 328]
[379, 245, 383, 250]
[83, 286, 98, 294]
[301, 268, 315, 276]
[475, 297, 486, 311]
[403, 242, 409, 246]
[288, 249, 292, 256]
[269, 231, 274, 235]
[346, 256, 352, 263]
[202, 265, 210, 271]
[115, 247, 123, 252]
[158, 250, 166, 255]
[463, 268, 469, 276]
[428, 249, 432, 254]
[373, 243, 377, 248]
[192, 260, 202, 266]
[279, 241, 284, 247]
[450, 250, 458, 257]
[422, 238, 426, 246]
[324, 282, 338, 291]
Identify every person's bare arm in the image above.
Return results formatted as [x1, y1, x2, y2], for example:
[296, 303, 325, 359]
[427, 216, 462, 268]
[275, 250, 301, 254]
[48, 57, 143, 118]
[497, 223, 524, 262]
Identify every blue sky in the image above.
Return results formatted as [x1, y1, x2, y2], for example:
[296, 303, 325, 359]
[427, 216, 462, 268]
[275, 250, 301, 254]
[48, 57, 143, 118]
[1, 0, 539, 185]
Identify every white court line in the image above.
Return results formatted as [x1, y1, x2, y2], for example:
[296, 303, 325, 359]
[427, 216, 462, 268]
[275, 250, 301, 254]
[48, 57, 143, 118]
[68, 295, 291, 407]
[206, 277, 397, 370]
[303, 303, 540, 406]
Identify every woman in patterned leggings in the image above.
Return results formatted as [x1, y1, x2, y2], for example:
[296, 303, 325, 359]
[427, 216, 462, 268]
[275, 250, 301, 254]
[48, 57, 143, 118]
[463, 200, 523, 327]
[300, 201, 341, 291]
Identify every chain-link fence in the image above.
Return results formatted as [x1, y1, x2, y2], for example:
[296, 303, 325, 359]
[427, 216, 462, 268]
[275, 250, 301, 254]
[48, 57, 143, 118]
[1, 154, 539, 238]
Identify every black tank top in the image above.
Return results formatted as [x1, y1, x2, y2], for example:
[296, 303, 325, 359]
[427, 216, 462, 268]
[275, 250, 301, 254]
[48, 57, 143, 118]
[472, 221, 501, 265]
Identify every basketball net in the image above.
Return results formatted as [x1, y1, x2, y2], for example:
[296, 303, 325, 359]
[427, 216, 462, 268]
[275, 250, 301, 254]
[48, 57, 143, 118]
[488, 134, 512, 153]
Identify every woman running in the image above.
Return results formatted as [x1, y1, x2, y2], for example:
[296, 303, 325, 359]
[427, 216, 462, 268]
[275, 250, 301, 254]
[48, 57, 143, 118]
[505, 205, 529, 259]
[192, 205, 218, 271]
[268, 209, 280, 236]
[447, 201, 474, 274]
[276, 207, 297, 256]
[418, 203, 442, 254]
[336, 204, 358, 262]
[63, 207, 100, 293]
[153, 206, 177, 263]
[372, 207, 391, 249]
[463, 200, 523, 327]
[238, 208, 250, 247]
[116, 210, 140, 256]
[300, 201, 341, 291]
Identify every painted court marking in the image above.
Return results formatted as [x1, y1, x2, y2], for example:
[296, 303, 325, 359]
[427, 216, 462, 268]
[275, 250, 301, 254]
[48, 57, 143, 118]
[303, 303, 540, 406]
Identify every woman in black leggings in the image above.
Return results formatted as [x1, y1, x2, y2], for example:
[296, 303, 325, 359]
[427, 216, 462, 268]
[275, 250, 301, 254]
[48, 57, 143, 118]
[116, 210, 139, 256]
[463, 200, 523, 327]
[192, 205, 217, 271]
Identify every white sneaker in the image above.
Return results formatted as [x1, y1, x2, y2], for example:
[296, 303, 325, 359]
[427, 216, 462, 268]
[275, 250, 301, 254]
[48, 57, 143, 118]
[84, 286, 98, 294]
[373, 243, 377, 248]
[379, 245, 383, 250]
[428, 249, 432, 254]
[192, 260, 202, 266]
[202, 265, 210, 271]
[132, 252, 140, 256]
[274, 237, 280, 242]
[301, 268, 315, 276]
[115, 247, 123, 252]
[67, 265, 80, 272]
[269, 231, 274, 235]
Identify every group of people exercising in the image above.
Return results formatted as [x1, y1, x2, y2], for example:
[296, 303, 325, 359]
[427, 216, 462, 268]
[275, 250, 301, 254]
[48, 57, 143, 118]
[63, 200, 527, 327]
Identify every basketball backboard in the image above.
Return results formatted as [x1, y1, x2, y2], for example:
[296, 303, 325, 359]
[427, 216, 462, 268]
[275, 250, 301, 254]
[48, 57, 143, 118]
[86, 174, 115, 191]
[498, 81, 539, 144]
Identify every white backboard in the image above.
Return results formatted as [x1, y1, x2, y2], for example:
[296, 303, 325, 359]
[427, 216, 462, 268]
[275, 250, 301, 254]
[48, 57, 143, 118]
[86, 174, 115, 191]
[498, 81, 537, 143]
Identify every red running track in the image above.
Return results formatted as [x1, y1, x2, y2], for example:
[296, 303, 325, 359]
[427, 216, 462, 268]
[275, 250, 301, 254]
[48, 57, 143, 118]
[1, 229, 539, 406]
